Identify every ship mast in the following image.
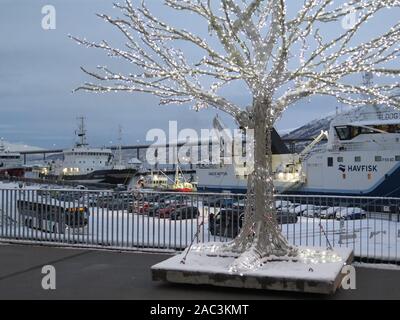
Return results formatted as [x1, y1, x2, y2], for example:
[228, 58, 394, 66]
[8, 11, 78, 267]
[76, 116, 88, 147]
[0, 138, 5, 153]
[362, 72, 374, 105]
[117, 125, 123, 166]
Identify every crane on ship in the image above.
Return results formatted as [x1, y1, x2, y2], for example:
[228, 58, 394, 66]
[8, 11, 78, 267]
[298, 130, 329, 162]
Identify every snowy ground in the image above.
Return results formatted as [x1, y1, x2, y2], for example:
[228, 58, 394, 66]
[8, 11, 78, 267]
[1, 181, 400, 262]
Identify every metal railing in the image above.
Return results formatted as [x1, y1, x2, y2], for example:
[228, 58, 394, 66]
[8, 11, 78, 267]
[0, 186, 399, 264]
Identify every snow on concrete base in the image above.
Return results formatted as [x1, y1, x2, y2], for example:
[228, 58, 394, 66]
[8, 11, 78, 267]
[152, 245, 353, 295]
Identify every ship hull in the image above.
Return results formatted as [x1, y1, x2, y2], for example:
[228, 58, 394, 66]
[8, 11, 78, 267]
[60, 168, 138, 185]
[197, 162, 400, 198]
[0, 167, 25, 178]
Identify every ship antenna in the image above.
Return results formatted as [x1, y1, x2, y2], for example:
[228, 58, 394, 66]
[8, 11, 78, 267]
[76, 116, 88, 147]
[363, 71, 374, 87]
[0, 138, 4, 152]
[362, 71, 374, 105]
[118, 125, 123, 166]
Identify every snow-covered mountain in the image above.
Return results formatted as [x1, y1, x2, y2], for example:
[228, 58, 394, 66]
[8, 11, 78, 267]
[1, 140, 43, 153]
[282, 114, 335, 140]
[278, 113, 337, 153]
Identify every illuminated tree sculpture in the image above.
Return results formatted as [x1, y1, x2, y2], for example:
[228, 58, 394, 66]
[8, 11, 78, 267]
[72, 0, 400, 272]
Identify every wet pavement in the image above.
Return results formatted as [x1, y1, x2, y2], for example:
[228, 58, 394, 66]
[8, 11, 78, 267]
[0, 243, 399, 300]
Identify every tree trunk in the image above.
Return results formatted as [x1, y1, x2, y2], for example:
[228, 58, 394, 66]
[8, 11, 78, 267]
[225, 100, 297, 272]
[194, 100, 297, 272]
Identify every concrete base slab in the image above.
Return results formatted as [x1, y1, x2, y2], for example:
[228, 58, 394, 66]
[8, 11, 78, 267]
[152, 246, 354, 295]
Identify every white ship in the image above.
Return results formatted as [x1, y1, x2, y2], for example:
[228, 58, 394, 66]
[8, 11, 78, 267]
[49, 118, 137, 185]
[0, 138, 24, 177]
[197, 104, 400, 197]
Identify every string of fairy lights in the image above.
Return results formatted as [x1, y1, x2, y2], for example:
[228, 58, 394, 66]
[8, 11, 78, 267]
[71, 0, 399, 272]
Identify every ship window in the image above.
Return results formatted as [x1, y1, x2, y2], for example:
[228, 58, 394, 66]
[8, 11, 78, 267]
[375, 156, 382, 162]
[335, 126, 360, 140]
[359, 124, 400, 134]
[335, 126, 351, 140]
[327, 157, 333, 167]
[334, 124, 400, 140]
[360, 127, 375, 134]
[337, 157, 343, 163]
[355, 156, 361, 162]
[396, 156, 400, 161]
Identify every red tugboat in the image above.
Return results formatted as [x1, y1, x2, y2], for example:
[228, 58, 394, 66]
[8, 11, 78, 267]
[169, 165, 197, 192]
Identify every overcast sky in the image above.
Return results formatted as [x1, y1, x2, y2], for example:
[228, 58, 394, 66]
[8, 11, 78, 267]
[0, 0, 398, 149]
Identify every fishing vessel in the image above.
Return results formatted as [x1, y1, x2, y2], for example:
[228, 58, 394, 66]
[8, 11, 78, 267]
[135, 165, 197, 192]
[48, 118, 137, 185]
[197, 104, 400, 197]
[136, 172, 169, 190]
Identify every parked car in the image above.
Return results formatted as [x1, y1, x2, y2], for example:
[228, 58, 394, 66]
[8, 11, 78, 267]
[209, 208, 298, 238]
[142, 193, 169, 203]
[51, 190, 82, 202]
[231, 199, 246, 211]
[162, 194, 193, 205]
[277, 203, 299, 214]
[202, 195, 225, 207]
[291, 204, 317, 217]
[106, 201, 126, 210]
[336, 207, 367, 220]
[170, 206, 200, 220]
[128, 201, 150, 214]
[275, 200, 293, 210]
[146, 202, 166, 216]
[203, 196, 236, 208]
[276, 210, 298, 224]
[96, 195, 116, 208]
[75, 185, 88, 191]
[78, 193, 99, 207]
[209, 209, 244, 238]
[213, 197, 236, 208]
[101, 193, 134, 210]
[158, 203, 190, 218]
[320, 206, 341, 219]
